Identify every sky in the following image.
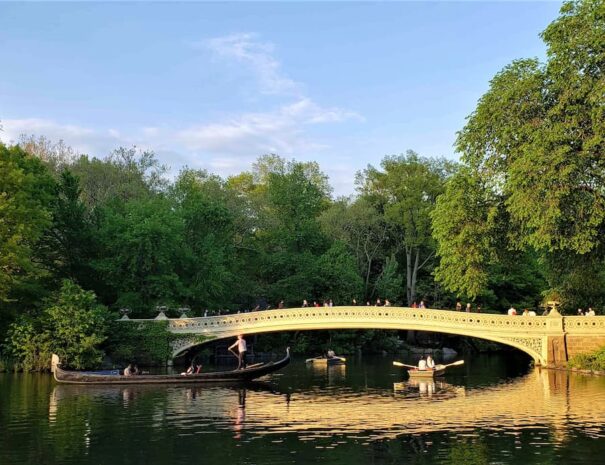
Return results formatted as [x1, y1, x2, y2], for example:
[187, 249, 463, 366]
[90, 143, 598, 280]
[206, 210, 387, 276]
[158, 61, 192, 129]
[0, 1, 563, 195]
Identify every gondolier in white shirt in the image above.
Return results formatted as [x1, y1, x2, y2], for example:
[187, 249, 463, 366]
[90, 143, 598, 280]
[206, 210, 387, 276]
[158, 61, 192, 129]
[229, 334, 248, 369]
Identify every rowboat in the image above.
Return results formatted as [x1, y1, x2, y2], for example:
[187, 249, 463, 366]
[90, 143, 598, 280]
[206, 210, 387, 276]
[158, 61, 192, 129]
[392, 360, 464, 379]
[407, 366, 446, 379]
[305, 355, 346, 366]
[52, 348, 290, 385]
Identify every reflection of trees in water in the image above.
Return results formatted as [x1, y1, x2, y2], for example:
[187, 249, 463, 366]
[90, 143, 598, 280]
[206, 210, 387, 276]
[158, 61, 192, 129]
[5, 369, 599, 465]
[448, 438, 488, 465]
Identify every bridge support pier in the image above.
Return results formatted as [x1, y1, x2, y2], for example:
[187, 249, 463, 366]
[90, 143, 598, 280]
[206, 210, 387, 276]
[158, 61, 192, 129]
[545, 335, 568, 367]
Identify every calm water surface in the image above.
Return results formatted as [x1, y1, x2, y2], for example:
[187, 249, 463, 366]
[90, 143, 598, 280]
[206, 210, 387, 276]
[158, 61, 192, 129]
[2, 353, 605, 464]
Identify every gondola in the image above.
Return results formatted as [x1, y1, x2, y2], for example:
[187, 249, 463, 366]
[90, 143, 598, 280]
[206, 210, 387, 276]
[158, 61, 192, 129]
[52, 348, 290, 385]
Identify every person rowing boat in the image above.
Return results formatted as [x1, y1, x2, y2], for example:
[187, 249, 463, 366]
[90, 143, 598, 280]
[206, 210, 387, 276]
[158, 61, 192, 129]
[393, 359, 464, 379]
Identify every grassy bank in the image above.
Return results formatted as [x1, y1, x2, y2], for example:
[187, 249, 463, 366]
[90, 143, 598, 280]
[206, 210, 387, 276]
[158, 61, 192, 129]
[568, 346, 605, 371]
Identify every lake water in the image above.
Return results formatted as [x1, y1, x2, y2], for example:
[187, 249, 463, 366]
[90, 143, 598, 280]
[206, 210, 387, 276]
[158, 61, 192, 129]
[2, 353, 605, 464]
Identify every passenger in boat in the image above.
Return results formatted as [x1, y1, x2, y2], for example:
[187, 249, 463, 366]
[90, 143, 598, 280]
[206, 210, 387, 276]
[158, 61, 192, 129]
[229, 334, 248, 369]
[124, 364, 134, 376]
[326, 349, 336, 359]
[418, 357, 428, 371]
[426, 355, 435, 370]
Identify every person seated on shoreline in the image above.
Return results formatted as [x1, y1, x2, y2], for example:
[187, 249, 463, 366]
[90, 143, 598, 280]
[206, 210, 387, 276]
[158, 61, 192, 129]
[195, 364, 202, 374]
[587, 308, 596, 316]
[507, 307, 517, 316]
[418, 356, 427, 371]
[123, 364, 134, 376]
[426, 355, 435, 370]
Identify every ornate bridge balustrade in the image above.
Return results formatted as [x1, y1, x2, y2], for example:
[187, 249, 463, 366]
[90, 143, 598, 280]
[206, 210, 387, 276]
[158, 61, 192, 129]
[121, 306, 605, 365]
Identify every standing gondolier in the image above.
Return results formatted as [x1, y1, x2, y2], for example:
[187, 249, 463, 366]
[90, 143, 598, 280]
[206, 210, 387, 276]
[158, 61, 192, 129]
[228, 334, 248, 370]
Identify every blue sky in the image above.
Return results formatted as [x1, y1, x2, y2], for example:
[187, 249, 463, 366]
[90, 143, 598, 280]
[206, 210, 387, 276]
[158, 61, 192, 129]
[0, 1, 562, 195]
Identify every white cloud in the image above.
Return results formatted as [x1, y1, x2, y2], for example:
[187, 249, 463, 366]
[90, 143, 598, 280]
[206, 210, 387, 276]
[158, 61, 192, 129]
[202, 32, 299, 95]
[176, 97, 360, 157]
[1, 33, 364, 195]
[1, 118, 119, 156]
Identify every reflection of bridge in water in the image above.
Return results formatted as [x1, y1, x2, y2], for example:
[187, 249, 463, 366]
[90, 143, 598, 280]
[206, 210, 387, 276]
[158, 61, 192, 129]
[51, 369, 605, 442]
[127, 307, 605, 366]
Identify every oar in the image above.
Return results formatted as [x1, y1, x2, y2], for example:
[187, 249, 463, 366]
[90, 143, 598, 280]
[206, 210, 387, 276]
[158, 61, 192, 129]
[444, 360, 464, 368]
[393, 361, 418, 369]
[435, 360, 465, 370]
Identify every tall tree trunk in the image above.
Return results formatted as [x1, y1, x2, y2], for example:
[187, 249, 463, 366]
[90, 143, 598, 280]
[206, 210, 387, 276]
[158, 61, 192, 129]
[411, 249, 420, 304]
[406, 246, 412, 305]
[365, 258, 372, 299]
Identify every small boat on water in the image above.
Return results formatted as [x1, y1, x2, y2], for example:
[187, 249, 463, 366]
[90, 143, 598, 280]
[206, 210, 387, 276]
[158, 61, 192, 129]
[393, 360, 464, 379]
[407, 366, 446, 379]
[52, 348, 290, 385]
[305, 355, 346, 366]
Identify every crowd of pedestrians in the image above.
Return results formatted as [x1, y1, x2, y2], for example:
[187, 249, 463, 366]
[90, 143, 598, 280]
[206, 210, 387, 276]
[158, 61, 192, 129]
[190, 300, 600, 318]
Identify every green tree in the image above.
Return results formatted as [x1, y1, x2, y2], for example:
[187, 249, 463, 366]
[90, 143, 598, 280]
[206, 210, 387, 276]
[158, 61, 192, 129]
[433, 0, 605, 308]
[171, 169, 237, 309]
[37, 170, 99, 291]
[5, 280, 110, 370]
[0, 144, 54, 303]
[359, 151, 456, 304]
[70, 147, 166, 208]
[320, 198, 389, 297]
[93, 196, 184, 314]
[374, 254, 402, 302]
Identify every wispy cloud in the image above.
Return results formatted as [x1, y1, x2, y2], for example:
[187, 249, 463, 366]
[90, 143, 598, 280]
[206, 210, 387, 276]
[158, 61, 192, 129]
[1, 33, 363, 195]
[201, 32, 299, 96]
[176, 98, 361, 155]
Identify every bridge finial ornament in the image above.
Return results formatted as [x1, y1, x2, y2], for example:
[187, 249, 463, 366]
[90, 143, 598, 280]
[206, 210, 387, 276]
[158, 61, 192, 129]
[546, 300, 561, 317]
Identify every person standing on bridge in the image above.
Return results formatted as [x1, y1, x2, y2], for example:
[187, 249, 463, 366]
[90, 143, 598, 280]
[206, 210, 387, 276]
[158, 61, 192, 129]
[229, 334, 248, 370]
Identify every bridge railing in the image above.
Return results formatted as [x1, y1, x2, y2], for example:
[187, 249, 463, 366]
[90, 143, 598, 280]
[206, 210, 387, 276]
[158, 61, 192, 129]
[164, 306, 560, 336]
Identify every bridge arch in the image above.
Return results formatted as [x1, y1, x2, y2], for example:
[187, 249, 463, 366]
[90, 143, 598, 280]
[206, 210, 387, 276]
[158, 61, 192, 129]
[163, 307, 567, 363]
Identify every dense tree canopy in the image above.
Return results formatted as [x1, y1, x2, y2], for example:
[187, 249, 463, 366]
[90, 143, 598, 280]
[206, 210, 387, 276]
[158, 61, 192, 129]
[432, 0, 605, 309]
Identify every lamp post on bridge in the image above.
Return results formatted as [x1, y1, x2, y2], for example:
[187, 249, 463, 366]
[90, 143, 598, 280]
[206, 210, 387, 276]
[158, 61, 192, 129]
[178, 307, 190, 319]
[155, 305, 169, 320]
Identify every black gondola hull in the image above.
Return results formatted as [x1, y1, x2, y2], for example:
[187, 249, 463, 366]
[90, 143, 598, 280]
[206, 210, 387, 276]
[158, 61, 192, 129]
[53, 349, 290, 385]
